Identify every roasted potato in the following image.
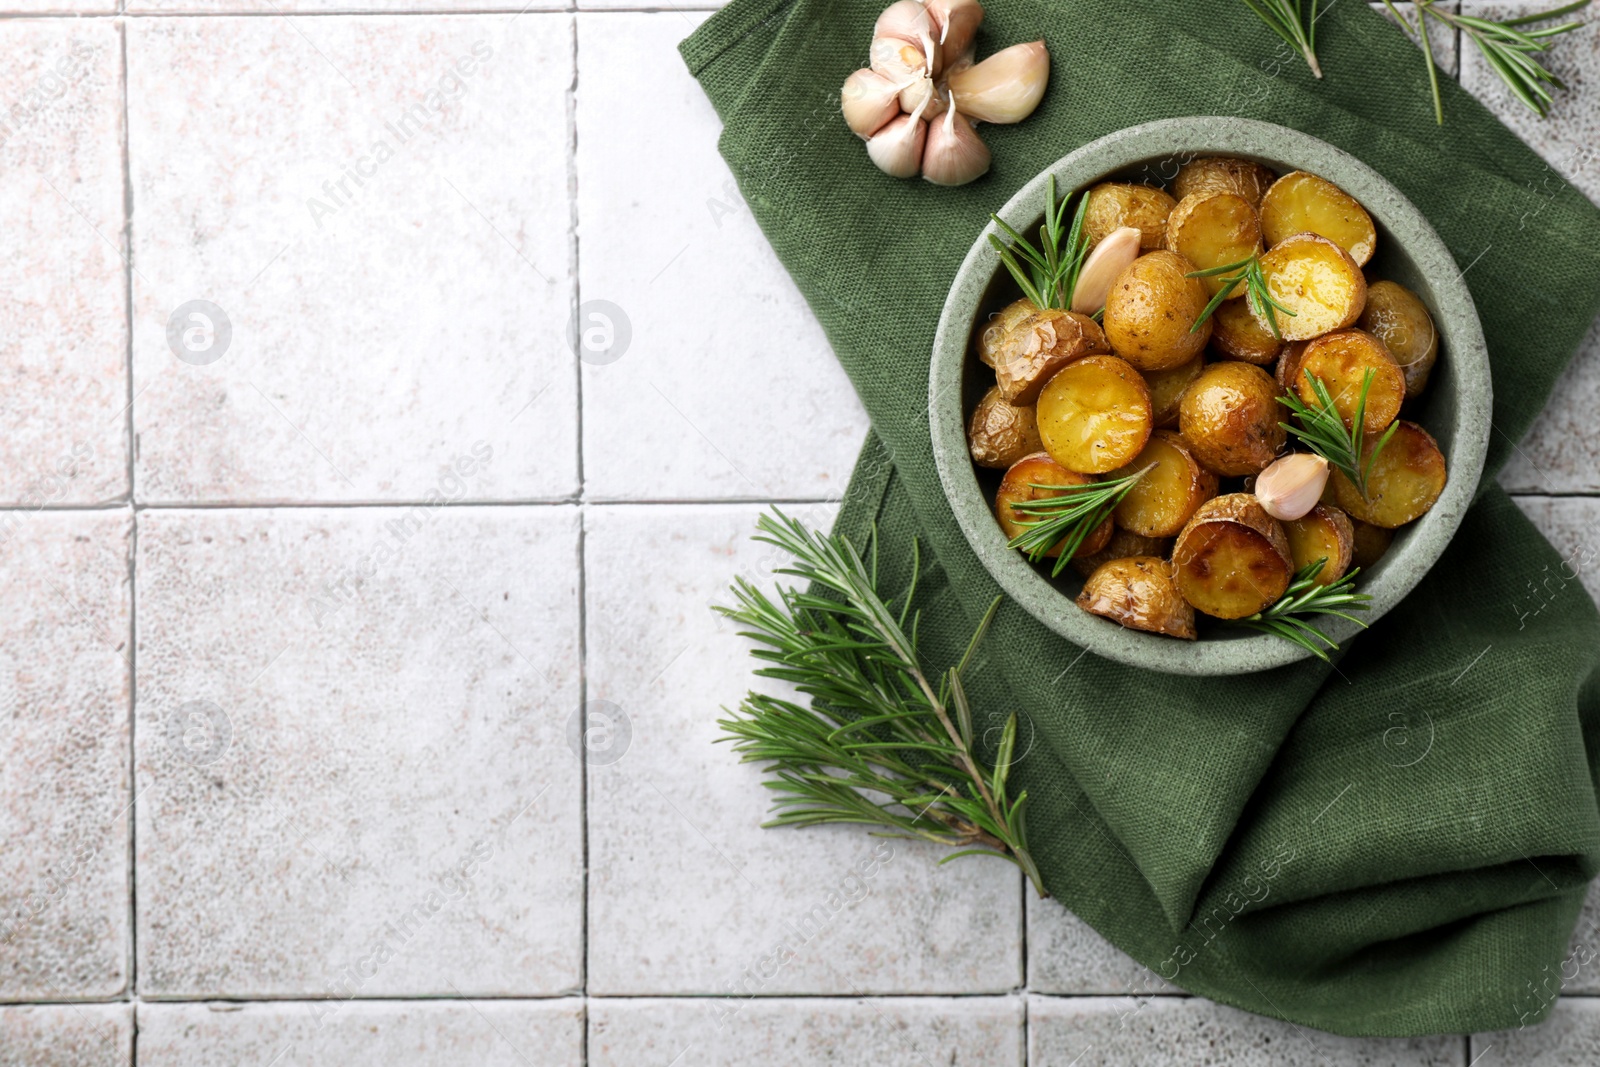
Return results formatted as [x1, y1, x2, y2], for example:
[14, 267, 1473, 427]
[1077, 557, 1197, 640]
[993, 308, 1110, 404]
[968, 385, 1044, 469]
[977, 298, 1038, 368]
[995, 452, 1114, 558]
[1113, 430, 1219, 537]
[1171, 156, 1277, 208]
[1275, 340, 1310, 393]
[1165, 192, 1264, 298]
[1330, 420, 1447, 528]
[1103, 251, 1213, 371]
[1283, 504, 1355, 585]
[1259, 171, 1377, 266]
[1177, 361, 1287, 477]
[1359, 280, 1438, 397]
[1294, 329, 1405, 432]
[1084, 182, 1176, 250]
[1350, 520, 1395, 569]
[1069, 528, 1172, 578]
[1144, 354, 1204, 427]
[1036, 355, 1153, 474]
[1172, 494, 1294, 619]
[1211, 297, 1284, 366]
[1256, 233, 1367, 341]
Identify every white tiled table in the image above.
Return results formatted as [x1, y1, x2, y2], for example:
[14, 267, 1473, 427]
[0, 2, 1596, 1063]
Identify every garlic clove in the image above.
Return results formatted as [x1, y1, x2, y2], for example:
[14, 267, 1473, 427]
[1254, 453, 1331, 521]
[869, 34, 933, 83]
[842, 68, 906, 139]
[947, 40, 1050, 124]
[1070, 226, 1141, 313]
[867, 93, 930, 179]
[922, 96, 990, 186]
[873, 2, 942, 79]
[898, 75, 948, 119]
[926, 0, 984, 69]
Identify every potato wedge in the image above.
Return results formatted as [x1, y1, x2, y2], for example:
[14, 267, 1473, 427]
[1259, 171, 1377, 266]
[1172, 493, 1294, 619]
[1036, 355, 1153, 474]
[1077, 556, 1197, 640]
[1359, 280, 1439, 397]
[968, 385, 1044, 469]
[1330, 420, 1447, 528]
[1350, 520, 1395, 569]
[977, 298, 1039, 368]
[1211, 297, 1284, 366]
[995, 452, 1114, 558]
[1070, 528, 1172, 578]
[1294, 329, 1405, 432]
[1171, 156, 1277, 208]
[1113, 430, 1220, 537]
[993, 308, 1110, 403]
[1103, 251, 1213, 371]
[1256, 233, 1367, 341]
[1144, 354, 1203, 428]
[1177, 361, 1287, 477]
[1283, 504, 1355, 585]
[1084, 182, 1176, 250]
[1165, 192, 1264, 298]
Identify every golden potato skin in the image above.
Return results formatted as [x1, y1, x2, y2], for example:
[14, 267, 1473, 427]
[1360, 280, 1439, 397]
[1144, 354, 1203, 428]
[995, 452, 1114, 558]
[1036, 355, 1153, 474]
[967, 385, 1044, 469]
[1350, 520, 1395, 570]
[1172, 494, 1294, 619]
[1260, 171, 1377, 266]
[978, 298, 1039, 368]
[1295, 329, 1405, 432]
[1069, 528, 1172, 578]
[1103, 251, 1213, 371]
[1257, 233, 1367, 341]
[1084, 182, 1176, 250]
[1171, 157, 1278, 208]
[1113, 430, 1219, 537]
[1211, 298, 1284, 366]
[1275, 340, 1311, 393]
[1330, 421, 1447, 528]
[1283, 504, 1355, 585]
[992, 308, 1110, 403]
[1177, 362, 1287, 477]
[1165, 192, 1264, 298]
[1077, 556, 1197, 640]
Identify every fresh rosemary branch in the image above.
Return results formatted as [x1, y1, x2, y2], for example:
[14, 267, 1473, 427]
[715, 510, 1047, 897]
[1185, 255, 1297, 340]
[1235, 559, 1372, 661]
[1239, 0, 1324, 78]
[989, 176, 1093, 312]
[1278, 368, 1398, 499]
[1387, 0, 1590, 122]
[1006, 466, 1153, 578]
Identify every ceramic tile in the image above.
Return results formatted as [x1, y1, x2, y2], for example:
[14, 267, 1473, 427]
[0, 1004, 132, 1067]
[1028, 897, 1178, 996]
[1473, 998, 1600, 1065]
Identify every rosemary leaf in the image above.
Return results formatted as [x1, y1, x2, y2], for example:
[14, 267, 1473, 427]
[1186, 255, 1295, 340]
[1006, 465, 1154, 577]
[1235, 559, 1373, 661]
[1278, 369, 1398, 499]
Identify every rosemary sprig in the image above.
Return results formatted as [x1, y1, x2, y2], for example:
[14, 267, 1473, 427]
[1239, 0, 1324, 78]
[1235, 559, 1371, 661]
[1385, 0, 1590, 123]
[1185, 254, 1297, 340]
[988, 176, 1094, 313]
[1006, 466, 1153, 578]
[715, 510, 1047, 897]
[1278, 368, 1398, 499]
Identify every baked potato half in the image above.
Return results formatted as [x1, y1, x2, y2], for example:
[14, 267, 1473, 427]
[1211, 297, 1284, 366]
[1294, 329, 1405, 432]
[1259, 170, 1377, 266]
[1359, 280, 1439, 397]
[1177, 361, 1287, 477]
[1165, 192, 1264, 298]
[1350, 520, 1395, 570]
[993, 307, 1110, 403]
[1283, 504, 1355, 585]
[1084, 182, 1176, 250]
[1330, 420, 1447, 528]
[1171, 156, 1277, 208]
[1256, 233, 1367, 341]
[1144, 354, 1204, 428]
[994, 452, 1114, 558]
[1172, 494, 1294, 619]
[1103, 250, 1213, 371]
[1113, 430, 1219, 538]
[967, 385, 1044, 469]
[1036, 355, 1153, 474]
[1077, 556, 1197, 640]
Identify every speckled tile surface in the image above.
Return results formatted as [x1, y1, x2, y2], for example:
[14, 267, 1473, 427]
[0, 1003, 132, 1067]
[1474, 999, 1600, 1065]
[1027, 898, 1177, 996]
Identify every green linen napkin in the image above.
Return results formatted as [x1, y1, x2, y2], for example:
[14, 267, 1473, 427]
[682, 0, 1600, 1037]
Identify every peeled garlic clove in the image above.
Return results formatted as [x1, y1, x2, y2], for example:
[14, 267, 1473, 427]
[948, 40, 1050, 124]
[1070, 226, 1141, 313]
[943, 42, 977, 81]
[1254, 453, 1331, 521]
[922, 98, 989, 186]
[842, 68, 906, 139]
[874, 0, 941, 78]
[898, 75, 947, 120]
[870, 34, 932, 82]
[927, 0, 984, 69]
[867, 94, 930, 179]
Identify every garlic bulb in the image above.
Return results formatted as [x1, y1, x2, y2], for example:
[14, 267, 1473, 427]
[927, 0, 984, 69]
[1254, 453, 1330, 521]
[948, 40, 1050, 124]
[922, 96, 989, 186]
[873, 2, 941, 78]
[898, 75, 948, 119]
[1070, 226, 1141, 313]
[870, 34, 934, 83]
[842, 68, 906, 139]
[867, 94, 930, 179]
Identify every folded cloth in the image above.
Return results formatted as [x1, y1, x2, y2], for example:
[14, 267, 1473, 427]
[682, 0, 1600, 1036]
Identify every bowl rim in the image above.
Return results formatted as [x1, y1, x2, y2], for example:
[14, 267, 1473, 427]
[929, 116, 1492, 676]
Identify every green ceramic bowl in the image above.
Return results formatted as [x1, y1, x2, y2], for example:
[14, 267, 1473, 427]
[930, 117, 1491, 675]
